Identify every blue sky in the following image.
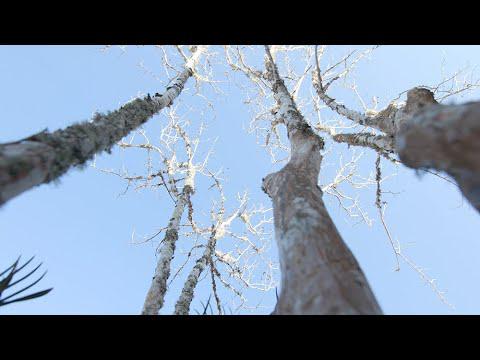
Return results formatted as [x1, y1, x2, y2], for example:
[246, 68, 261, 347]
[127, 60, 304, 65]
[1, 45, 480, 314]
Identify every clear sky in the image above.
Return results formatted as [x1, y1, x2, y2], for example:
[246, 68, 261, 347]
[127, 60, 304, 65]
[1, 45, 480, 315]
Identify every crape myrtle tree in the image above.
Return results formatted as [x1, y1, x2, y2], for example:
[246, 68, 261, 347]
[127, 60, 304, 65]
[1, 45, 479, 314]
[103, 108, 276, 315]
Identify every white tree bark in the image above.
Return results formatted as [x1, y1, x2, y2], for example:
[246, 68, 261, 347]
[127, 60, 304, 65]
[263, 47, 382, 315]
[0, 46, 207, 206]
[332, 133, 395, 154]
[141, 182, 194, 315]
[173, 200, 243, 315]
[141, 123, 201, 315]
[173, 228, 217, 315]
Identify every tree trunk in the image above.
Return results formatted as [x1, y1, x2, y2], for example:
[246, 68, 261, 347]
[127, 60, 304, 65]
[0, 46, 206, 206]
[395, 99, 480, 213]
[325, 86, 480, 213]
[141, 128, 198, 315]
[263, 133, 382, 314]
[263, 47, 382, 315]
[141, 183, 193, 315]
[173, 228, 217, 315]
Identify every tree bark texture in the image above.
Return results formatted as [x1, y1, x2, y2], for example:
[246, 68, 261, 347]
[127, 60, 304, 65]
[317, 77, 480, 214]
[263, 48, 382, 315]
[0, 46, 207, 206]
[395, 94, 480, 213]
[173, 228, 217, 315]
[141, 184, 194, 315]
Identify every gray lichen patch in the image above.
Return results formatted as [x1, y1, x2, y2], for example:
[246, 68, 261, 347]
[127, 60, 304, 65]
[25, 97, 161, 184]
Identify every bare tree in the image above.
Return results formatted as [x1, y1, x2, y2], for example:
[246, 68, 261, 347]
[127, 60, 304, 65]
[312, 45, 480, 212]
[97, 100, 275, 315]
[90, 45, 480, 314]
[256, 46, 381, 314]
[0, 46, 207, 206]
[4, 45, 480, 315]
[222, 45, 480, 313]
[173, 188, 275, 315]
[140, 115, 205, 315]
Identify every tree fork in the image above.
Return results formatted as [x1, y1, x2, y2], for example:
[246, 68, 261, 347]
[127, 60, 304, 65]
[263, 46, 382, 314]
[263, 124, 382, 314]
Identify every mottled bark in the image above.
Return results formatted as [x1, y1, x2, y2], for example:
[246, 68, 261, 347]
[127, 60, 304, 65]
[174, 229, 217, 315]
[264, 47, 382, 315]
[0, 97, 162, 205]
[0, 46, 207, 206]
[141, 184, 193, 315]
[173, 201, 242, 315]
[332, 133, 395, 154]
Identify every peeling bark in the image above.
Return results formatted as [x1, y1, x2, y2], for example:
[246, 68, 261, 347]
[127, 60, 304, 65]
[264, 47, 382, 315]
[0, 46, 207, 206]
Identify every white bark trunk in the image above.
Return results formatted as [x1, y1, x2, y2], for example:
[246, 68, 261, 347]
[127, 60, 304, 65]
[141, 184, 193, 315]
[264, 47, 382, 315]
[332, 133, 395, 153]
[173, 229, 217, 315]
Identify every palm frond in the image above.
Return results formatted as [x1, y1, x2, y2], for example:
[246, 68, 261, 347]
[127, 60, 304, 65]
[0, 256, 53, 307]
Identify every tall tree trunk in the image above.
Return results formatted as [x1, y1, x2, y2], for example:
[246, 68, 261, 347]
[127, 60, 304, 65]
[141, 124, 199, 315]
[0, 46, 206, 206]
[173, 228, 217, 315]
[263, 47, 382, 315]
[141, 182, 194, 315]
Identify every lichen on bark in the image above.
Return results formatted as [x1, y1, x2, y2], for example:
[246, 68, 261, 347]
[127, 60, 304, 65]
[263, 46, 382, 314]
[0, 46, 207, 206]
[141, 185, 194, 315]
